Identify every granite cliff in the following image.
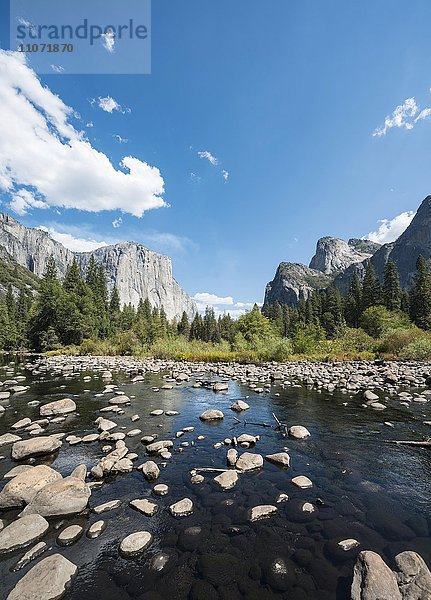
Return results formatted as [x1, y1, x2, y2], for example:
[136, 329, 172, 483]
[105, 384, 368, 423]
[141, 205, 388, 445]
[0, 212, 196, 320]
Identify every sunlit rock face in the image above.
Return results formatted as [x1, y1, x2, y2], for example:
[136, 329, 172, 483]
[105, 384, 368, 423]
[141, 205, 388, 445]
[0, 212, 196, 320]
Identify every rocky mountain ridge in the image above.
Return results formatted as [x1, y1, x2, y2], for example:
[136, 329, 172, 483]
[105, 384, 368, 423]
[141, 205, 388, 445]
[264, 195, 431, 307]
[0, 212, 196, 320]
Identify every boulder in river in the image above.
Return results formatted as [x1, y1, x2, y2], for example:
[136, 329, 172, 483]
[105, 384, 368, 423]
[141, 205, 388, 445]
[40, 398, 76, 417]
[6, 553, 78, 600]
[214, 470, 238, 490]
[20, 475, 91, 517]
[119, 531, 153, 557]
[169, 497, 193, 517]
[0, 464, 62, 509]
[265, 452, 291, 467]
[230, 400, 249, 411]
[199, 409, 224, 421]
[394, 550, 431, 599]
[11, 436, 62, 460]
[0, 514, 49, 554]
[351, 550, 401, 600]
[249, 505, 278, 522]
[236, 452, 263, 471]
[288, 426, 311, 439]
[141, 461, 160, 481]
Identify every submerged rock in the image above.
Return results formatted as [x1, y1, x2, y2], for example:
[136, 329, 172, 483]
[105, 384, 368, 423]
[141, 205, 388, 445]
[93, 499, 121, 514]
[249, 505, 278, 522]
[291, 475, 312, 489]
[6, 553, 78, 600]
[351, 550, 401, 600]
[12, 541, 47, 572]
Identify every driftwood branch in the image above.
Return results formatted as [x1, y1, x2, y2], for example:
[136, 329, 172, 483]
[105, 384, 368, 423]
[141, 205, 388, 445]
[387, 440, 431, 447]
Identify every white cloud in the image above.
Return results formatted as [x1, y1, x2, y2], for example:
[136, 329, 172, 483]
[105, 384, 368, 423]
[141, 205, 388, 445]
[198, 150, 218, 166]
[113, 134, 128, 144]
[38, 226, 108, 252]
[414, 107, 431, 122]
[9, 189, 48, 215]
[193, 292, 260, 318]
[50, 64, 64, 73]
[0, 51, 166, 217]
[96, 96, 130, 114]
[86, 121, 94, 128]
[190, 172, 201, 183]
[364, 210, 415, 244]
[112, 217, 122, 228]
[373, 98, 418, 136]
[142, 232, 194, 253]
[193, 293, 234, 305]
[102, 29, 115, 54]
[222, 169, 229, 181]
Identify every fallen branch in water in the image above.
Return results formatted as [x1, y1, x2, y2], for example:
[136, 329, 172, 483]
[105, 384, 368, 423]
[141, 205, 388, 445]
[194, 467, 230, 473]
[244, 420, 272, 428]
[386, 440, 431, 447]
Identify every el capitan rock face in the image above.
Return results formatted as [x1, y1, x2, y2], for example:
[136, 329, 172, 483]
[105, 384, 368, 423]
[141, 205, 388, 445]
[0, 212, 196, 320]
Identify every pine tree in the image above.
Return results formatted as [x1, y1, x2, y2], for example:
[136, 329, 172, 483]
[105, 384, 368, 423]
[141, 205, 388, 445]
[362, 263, 381, 310]
[410, 255, 431, 329]
[64, 258, 83, 294]
[109, 287, 121, 314]
[5, 284, 15, 321]
[178, 311, 190, 338]
[190, 313, 204, 340]
[344, 273, 362, 327]
[43, 255, 57, 281]
[382, 258, 401, 311]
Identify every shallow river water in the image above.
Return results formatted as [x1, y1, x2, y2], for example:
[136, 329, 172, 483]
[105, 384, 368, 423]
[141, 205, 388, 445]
[0, 357, 430, 599]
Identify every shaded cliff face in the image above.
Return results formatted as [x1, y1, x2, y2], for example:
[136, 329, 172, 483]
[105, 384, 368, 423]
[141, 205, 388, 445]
[264, 263, 331, 307]
[264, 236, 378, 308]
[0, 212, 196, 320]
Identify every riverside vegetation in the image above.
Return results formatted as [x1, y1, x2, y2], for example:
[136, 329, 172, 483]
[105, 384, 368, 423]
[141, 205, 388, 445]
[1, 254, 431, 362]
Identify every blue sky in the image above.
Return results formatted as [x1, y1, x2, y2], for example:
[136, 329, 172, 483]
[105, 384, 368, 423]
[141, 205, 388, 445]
[1, 0, 431, 316]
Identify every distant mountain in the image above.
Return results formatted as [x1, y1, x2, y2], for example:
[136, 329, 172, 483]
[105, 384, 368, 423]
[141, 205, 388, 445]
[0, 212, 196, 320]
[264, 236, 379, 307]
[264, 195, 431, 308]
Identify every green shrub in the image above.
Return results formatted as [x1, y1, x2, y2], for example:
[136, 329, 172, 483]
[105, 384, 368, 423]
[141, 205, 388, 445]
[360, 306, 410, 338]
[335, 327, 375, 352]
[378, 326, 424, 355]
[399, 337, 431, 360]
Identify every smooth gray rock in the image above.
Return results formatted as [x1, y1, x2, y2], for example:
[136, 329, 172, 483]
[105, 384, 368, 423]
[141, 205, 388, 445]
[6, 553, 78, 600]
[169, 498, 193, 517]
[0, 465, 62, 508]
[141, 461, 160, 481]
[199, 409, 224, 421]
[236, 452, 263, 471]
[0, 433, 21, 447]
[265, 452, 291, 467]
[351, 550, 401, 600]
[119, 531, 153, 557]
[11, 436, 62, 460]
[40, 398, 76, 417]
[130, 498, 158, 516]
[0, 514, 49, 554]
[20, 476, 91, 517]
[57, 525, 83, 546]
[394, 551, 431, 600]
